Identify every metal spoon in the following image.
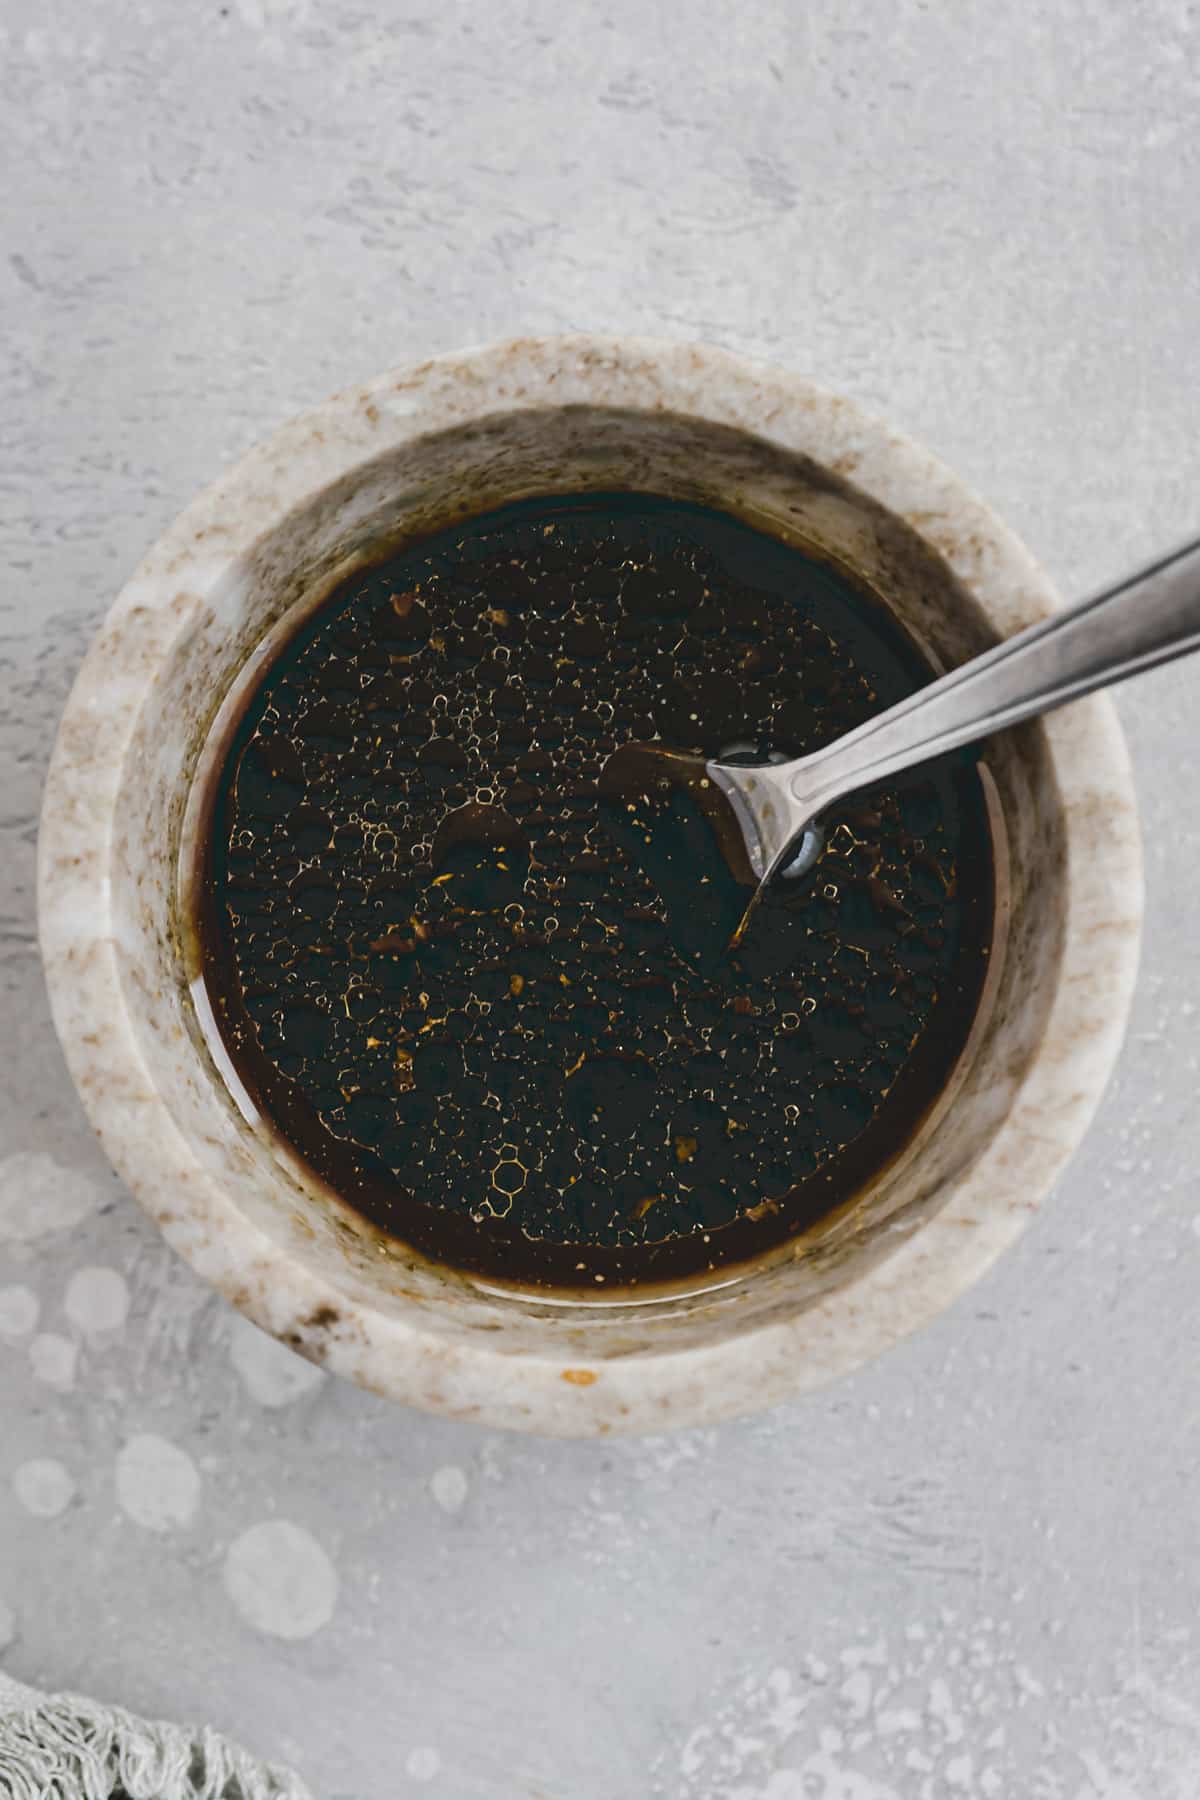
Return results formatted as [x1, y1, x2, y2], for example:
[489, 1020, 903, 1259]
[602, 533, 1200, 938]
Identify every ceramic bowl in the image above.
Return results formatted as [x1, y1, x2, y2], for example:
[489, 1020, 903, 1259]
[37, 336, 1141, 1435]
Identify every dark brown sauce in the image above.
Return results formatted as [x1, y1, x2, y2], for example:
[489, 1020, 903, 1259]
[192, 494, 995, 1290]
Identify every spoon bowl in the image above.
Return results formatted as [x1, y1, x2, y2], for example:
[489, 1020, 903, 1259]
[36, 334, 1143, 1431]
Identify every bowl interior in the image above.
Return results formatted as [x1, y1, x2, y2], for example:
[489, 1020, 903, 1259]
[108, 402, 1063, 1361]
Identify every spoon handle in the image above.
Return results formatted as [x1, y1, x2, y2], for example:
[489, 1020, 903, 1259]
[794, 532, 1200, 812]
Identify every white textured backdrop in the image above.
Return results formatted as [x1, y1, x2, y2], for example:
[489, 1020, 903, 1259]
[2, 2, 1200, 1795]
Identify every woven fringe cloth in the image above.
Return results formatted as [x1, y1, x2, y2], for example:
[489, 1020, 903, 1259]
[0, 1675, 310, 1800]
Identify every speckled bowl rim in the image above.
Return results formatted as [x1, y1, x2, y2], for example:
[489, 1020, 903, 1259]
[37, 335, 1142, 1434]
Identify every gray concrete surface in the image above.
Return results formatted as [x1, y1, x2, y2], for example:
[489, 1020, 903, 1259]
[2, 2, 1200, 1794]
